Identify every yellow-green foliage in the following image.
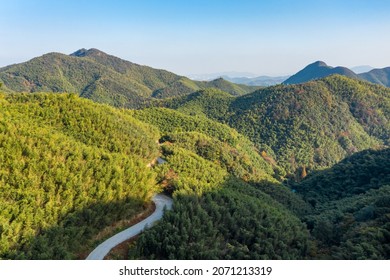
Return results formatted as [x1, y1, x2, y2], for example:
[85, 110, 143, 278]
[164, 131, 275, 183]
[6, 93, 160, 161]
[163, 76, 389, 176]
[0, 50, 257, 108]
[0, 93, 159, 259]
[130, 107, 242, 145]
[131, 107, 277, 184]
[156, 145, 228, 196]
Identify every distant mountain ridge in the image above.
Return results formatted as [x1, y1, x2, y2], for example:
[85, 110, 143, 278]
[221, 75, 289, 86]
[283, 61, 390, 87]
[188, 71, 258, 80]
[283, 61, 359, 85]
[351, 65, 374, 74]
[188, 72, 289, 86]
[0, 49, 257, 108]
[359, 67, 390, 87]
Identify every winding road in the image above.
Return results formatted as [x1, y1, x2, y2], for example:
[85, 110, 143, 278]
[86, 193, 173, 260]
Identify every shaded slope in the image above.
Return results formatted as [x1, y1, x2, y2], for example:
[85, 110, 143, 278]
[130, 107, 276, 183]
[359, 67, 390, 87]
[0, 93, 160, 259]
[296, 148, 390, 204]
[127, 105, 310, 260]
[86, 194, 172, 260]
[295, 148, 390, 259]
[283, 61, 360, 85]
[163, 76, 389, 176]
[135, 178, 310, 260]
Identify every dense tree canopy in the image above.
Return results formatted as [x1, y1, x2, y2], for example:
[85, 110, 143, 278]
[0, 93, 159, 259]
[163, 77, 389, 178]
[0, 73, 389, 260]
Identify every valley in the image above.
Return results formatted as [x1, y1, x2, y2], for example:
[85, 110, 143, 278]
[0, 50, 389, 260]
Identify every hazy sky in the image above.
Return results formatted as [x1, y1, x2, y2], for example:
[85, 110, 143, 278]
[1, 0, 390, 75]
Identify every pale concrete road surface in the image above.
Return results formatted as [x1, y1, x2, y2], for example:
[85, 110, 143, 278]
[86, 193, 173, 260]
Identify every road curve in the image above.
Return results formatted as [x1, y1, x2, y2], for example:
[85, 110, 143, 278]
[86, 193, 173, 260]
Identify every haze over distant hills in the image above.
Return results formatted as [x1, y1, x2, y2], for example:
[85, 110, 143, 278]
[189, 63, 390, 88]
[351, 65, 374, 74]
[188, 71, 258, 80]
[0, 48, 389, 260]
[284, 61, 390, 87]
[188, 72, 289, 86]
[223, 75, 290, 86]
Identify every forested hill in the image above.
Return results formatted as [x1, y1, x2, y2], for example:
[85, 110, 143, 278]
[359, 67, 390, 87]
[0, 92, 310, 259]
[295, 148, 390, 259]
[1, 51, 389, 260]
[0, 92, 161, 259]
[283, 61, 360, 85]
[0, 49, 257, 108]
[1, 87, 389, 260]
[283, 61, 390, 87]
[163, 75, 390, 176]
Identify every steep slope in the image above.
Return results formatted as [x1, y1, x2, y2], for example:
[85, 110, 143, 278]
[135, 180, 310, 260]
[295, 148, 390, 259]
[130, 107, 277, 183]
[0, 51, 153, 108]
[0, 93, 160, 259]
[126, 102, 311, 260]
[70, 48, 180, 91]
[0, 49, 257, 108]
[283, 61, 360, 85]
[164, 76, 389, 176]
[359, 67, 390, 87]
[1, 90, 311, 260]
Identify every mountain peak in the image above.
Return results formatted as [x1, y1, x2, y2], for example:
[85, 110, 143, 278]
[70, 48, 88, 57]
[310, 61, 328, 67]
[283, 61, 359, 85]
[70, 48, 106, 57]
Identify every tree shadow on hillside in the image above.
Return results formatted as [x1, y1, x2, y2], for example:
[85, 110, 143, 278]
[133, 175, 312, 260]
[5, 196, 149, 260]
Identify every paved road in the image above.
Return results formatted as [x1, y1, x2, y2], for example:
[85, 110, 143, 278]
[86, 193, 173, 260]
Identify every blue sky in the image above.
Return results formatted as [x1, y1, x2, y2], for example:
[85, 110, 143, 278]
[1, 0, 390, 75]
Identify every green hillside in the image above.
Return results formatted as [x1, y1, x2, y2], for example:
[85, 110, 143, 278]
[0, 49, 257, 108]
[0, 92, 311, 260]
[295, 148, 390, 259]
[131, 146, 390, 260]
[135, 180, 310, 260]
[126, 106, 312, 260]
[164, 76, 389, 177]
[283, 61, 360, 85]
[152, 77, 258, 99]
[1, 66, 389, 260]
[358, 67, 390, 87]
[130, 107, 278, 183]
[0, 93, 160, 259]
